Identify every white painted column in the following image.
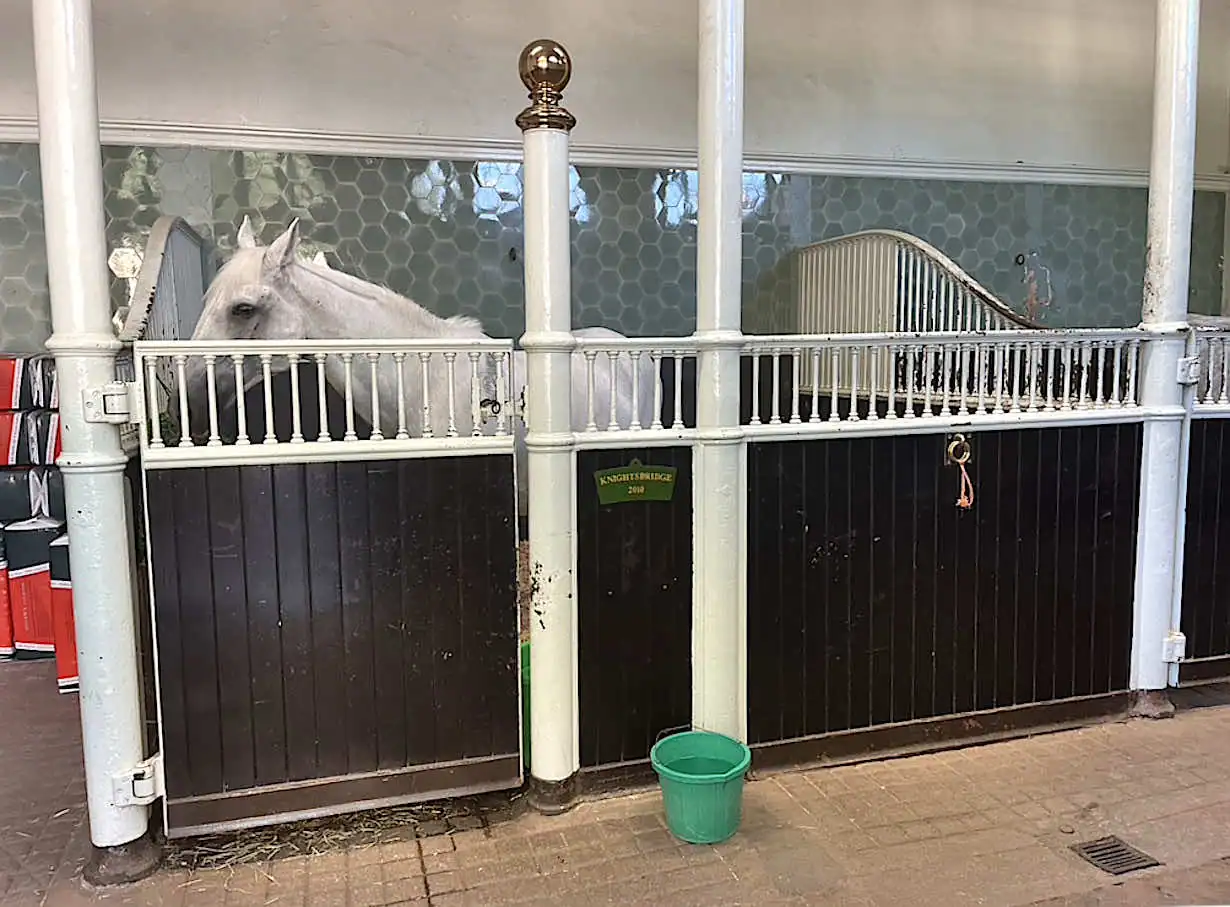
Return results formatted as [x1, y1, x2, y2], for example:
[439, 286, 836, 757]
[1132, 0, 1201, 694]
[516, 41, 579, 810]
[31, 0, 152, 859]
[693, 0, 747, 740]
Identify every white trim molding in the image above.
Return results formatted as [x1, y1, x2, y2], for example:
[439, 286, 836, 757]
[2, 115, 1230, 191]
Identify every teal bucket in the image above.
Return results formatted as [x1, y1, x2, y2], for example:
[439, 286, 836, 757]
[650, 730, 751, 844]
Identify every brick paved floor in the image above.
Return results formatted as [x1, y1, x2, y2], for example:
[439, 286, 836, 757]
[8, 671, 1230, 905]
[0, 660, 87, 907]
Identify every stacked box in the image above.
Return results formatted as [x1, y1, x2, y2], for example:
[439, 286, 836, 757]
[7, 516, 63, 657]
[0, 356, 71, 684]
[49, 534, 76, 692]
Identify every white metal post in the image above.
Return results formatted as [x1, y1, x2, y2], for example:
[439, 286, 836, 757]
[516, 40, 580, 811]
[694, 0, 747, 740]
[32, 0, 159, 883]
[1132, 0, 1201, 702]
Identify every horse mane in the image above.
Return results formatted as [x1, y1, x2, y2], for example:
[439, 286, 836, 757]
[205, 244, 489, 339]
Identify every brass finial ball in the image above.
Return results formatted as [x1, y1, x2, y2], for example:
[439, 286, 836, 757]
[519, 39, 571, 94]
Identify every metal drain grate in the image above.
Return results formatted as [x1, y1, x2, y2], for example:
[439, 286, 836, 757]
[1071, 836, 1161, 875]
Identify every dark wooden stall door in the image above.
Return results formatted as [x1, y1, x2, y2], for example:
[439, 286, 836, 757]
[145, 450, 520, 833]
[576, 447, 692, 770]
[1181, 419, 1230, 682]
[747, 424, 1141, 749]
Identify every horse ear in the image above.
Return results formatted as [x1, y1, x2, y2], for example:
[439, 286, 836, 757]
[312, 250, 329, 268]
[263, 218, 301, 278]
[236, 215, 257, 249]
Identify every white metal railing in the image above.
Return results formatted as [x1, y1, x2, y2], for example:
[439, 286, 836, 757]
[1193, 322, 1230, 415]
[742, 329, 1144, 434]
[570, 336, 698, 446]
[750, 230, 1042, 393]
[135, 338, 516, 468]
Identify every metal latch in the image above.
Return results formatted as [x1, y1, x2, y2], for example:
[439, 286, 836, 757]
[1176, 356, 1201, 386]
[111, 754, 163, 808]
[83, 382, 141, 425]
[1162, 630, 1187, 664]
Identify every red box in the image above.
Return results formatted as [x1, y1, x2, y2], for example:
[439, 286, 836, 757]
[0, 356, 57, 411]
[49, 534, 75, 692]
[6, 517, 63, 657]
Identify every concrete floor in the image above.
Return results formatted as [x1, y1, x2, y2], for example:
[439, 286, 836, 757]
[7, 659, 1230, 906]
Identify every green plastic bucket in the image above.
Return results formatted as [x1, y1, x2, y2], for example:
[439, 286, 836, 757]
[650, 730, 751, 844]
[520, 642, 531, 770]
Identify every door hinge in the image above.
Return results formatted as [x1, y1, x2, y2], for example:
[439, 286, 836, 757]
[1162, 630, 1187, 664]
[83, 382, 142, 425]
[111, 753, 163, 808]
[1177, 356, 1201, 386]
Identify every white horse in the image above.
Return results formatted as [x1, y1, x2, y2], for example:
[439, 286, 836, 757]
[185, 218, 658, 515]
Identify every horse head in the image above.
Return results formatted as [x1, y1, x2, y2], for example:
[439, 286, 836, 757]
[183, 217, 317, 440]
[191, 216, 315, 345]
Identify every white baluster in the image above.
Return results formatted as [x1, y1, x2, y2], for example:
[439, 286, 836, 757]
[288, 353, 304, 443]
[341, 352, 357, 442]
[145, 357, 164, 449]
[419, 352, 434, 438]
[260, 353, 276, 444]
[630, 350, 643, 430]
[231, 354, 249, 445]
[469, 351, 482, 437]
[204, 354, 221, 446]
[606, 351, 619, 431]
[174, 354, 193, 447]
[368, 352, 383, 440]
[315, 353, 330, 442]
[393, 352, 409, 440]
[444, 351, 458, 437]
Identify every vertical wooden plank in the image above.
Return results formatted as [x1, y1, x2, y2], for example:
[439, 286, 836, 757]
[992, 433, 1021, 708]
[1012, 430, 1042, 706]
[428, 457, 467, 763]
[777, 442, 806, 740]
[869, 436, 897, 725]
[746, 444, 774, 745]
[270, 465, 313, 782]
[206, 468, 255, 792]
[306, 463, 347, 777]
[237, 467, 286, 787]
[930, 434, 959, 718]
[1032, 430, 1061, 703]
[846, 438, 874, 731]
[453, 456, 491, 759]
[145, 472, 190, 799]
[366, 461, 407, 770]
[337, 462, 378, 773]
[1108, 423, 1141, 688]
[483, 455, 520, 759]
[400, 459, 437, 766]
[170, 471, 224, 796]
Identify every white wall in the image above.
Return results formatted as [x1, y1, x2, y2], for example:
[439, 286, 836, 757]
[0, 0, 1227, 182]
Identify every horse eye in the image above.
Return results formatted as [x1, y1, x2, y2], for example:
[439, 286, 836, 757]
[231, 301, 258, 318]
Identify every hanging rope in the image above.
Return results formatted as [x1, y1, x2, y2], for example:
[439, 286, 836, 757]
[947, 434, 975, 510]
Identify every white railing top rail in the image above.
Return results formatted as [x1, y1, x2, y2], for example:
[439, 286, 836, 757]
[572, 336, 700, 352]
[794, 228, 1043, 330]
[743, 327, 1148, 349]
[135, 337, 514, 356]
